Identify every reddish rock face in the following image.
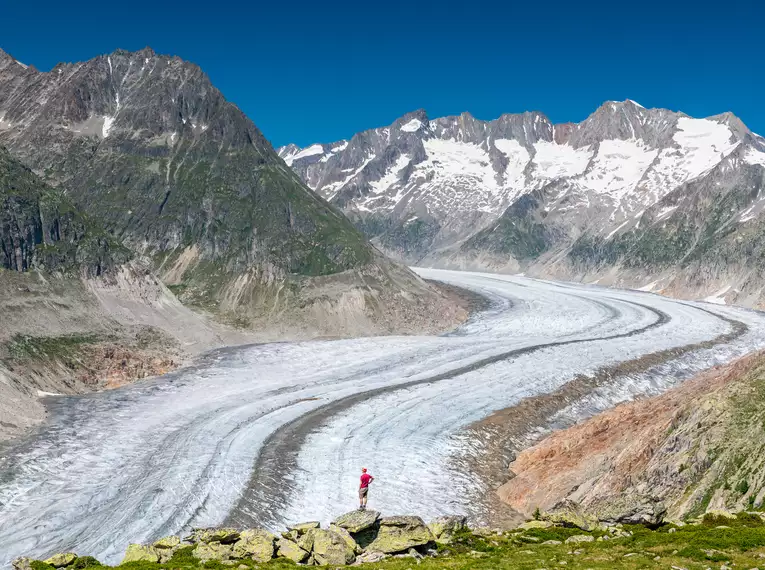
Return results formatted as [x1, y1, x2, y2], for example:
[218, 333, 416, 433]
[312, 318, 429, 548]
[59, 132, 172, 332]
[498, 353, 763, 519]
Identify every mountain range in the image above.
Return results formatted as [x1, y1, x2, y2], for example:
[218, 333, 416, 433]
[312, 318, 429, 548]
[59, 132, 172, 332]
[279, 102, 765, 307]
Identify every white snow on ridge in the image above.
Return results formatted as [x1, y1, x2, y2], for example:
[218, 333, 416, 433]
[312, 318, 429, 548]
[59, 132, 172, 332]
[400, 118, 423, 132]
[638, 118, 739, 207]
[627, 99, 645, 109]
[579, 139, 657, 199]
[532, 141, 593, 180]
[671, 118, 740, 178]
[15, 60, 28, 69]
[291, 144, 324, 162]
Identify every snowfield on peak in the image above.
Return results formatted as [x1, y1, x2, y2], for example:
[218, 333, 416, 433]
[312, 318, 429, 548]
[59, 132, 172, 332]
[279, 102, 765, 299]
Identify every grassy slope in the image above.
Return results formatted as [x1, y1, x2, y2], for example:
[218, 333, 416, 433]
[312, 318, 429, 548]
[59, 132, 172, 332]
[29, 515, 765, 570]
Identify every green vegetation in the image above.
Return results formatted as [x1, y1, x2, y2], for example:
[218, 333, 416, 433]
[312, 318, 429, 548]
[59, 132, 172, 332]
[5, 333, 100, 363]
[26, 516, 765, 570]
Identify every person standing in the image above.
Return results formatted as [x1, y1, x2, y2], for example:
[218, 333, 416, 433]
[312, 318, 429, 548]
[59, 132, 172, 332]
[359, 467, 374, 510]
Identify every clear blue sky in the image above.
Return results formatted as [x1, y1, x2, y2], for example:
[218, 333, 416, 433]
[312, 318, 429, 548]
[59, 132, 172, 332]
[3, 0, 763, 147]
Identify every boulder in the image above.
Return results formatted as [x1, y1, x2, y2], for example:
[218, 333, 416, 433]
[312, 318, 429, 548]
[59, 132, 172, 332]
[122, 544, 160, 564]
[542, 500, 601, 531]
[366, 516, 435, 554]
[287, 521, 320, 534]
[152, 536, 182, 562]
[43, 554, 77, 568]
[308, 528, 357, 566]
[12, 558, 33, 570]
[231, 528, 275, 562]
[428, 515, 467, 544]
[589, 494, 667, 526]
[329, 524, 362, 554]
[276, 538, 309, 563]
[153, 535, 181, 549]
[518, 520, 553, 530]
[189, 528, 241, 544]
[565, 534, 595, 544]
[333, 510, 381, 533]
[193, 541, 233, 562]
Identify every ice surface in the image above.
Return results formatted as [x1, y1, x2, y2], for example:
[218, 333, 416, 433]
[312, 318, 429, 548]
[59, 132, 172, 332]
[1, 269, 764, 567]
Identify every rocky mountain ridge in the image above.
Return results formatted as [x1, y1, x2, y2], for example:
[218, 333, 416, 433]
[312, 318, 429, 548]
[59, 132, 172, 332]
[0, 46, 462, 334]
[280, 102, 765, 306]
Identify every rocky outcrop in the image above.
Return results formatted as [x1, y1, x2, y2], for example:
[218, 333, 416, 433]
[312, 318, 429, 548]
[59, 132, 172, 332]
[365, 516, 435, 554]
[428, 515, 467, 544]
[498, 351, 765, 520]
[0, 146, 129, 276]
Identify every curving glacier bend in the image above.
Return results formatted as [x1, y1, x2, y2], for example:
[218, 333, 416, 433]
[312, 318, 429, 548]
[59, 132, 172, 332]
[2, 269, 765, 566]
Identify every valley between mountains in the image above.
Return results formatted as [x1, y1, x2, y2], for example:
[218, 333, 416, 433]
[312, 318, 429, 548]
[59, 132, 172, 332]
[3, 269, 765, 567]
[3, 44, 765, 570]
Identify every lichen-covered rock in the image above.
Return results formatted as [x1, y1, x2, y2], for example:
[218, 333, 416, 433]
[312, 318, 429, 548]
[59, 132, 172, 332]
[329, 524, 362, 554]
[231, 528, 275, 562]
[565, 534, 595, 544]
[543, 501, 601, 531]
[276, 538, 309, 563]
[333, 510, 381, 533]
[12, 558, 33, 570]
[193, 541, 233, 562]
[190, 528, 241, 544]
[308, 528, 356, 566]
[122, 544, 160, 564]
[153, 535, 181, 549]
[43, 554, 78, 568]
[590, 494, 667, 526]
[366, 516, 435, 554]
[150, 536, 182, 563]
[518, 520, 553, 530]
[287, 521, 320, 534]
[428, 515, 467, 544]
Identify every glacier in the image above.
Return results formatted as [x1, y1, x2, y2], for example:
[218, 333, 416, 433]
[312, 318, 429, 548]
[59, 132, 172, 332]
[1, 269, 765, 566]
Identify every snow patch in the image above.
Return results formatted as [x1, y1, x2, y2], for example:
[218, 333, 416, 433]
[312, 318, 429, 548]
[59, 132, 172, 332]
[15, 60, 28, 69]
[493, 139, 531, 187]
[284, 144, 324, 166]
[579, 139, 658, 199]
[400, 119, 423, 133]
[627, 99, 645, 109]
[532, 141, 593, 180]
[369, 154, 412, 194]
[743, 147, 765, 167]
[102, 116, 115, 138]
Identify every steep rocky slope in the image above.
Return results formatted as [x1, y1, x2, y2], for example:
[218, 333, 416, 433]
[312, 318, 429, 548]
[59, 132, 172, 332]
[281, 103, 765, 306]
[497, 351, 765, 521]
[0, 47, 461, 334]
[0, 147, 253, 442]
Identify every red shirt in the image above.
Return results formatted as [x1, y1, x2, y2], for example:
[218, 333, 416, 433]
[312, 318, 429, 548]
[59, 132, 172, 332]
[360, 473, 373, 488]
